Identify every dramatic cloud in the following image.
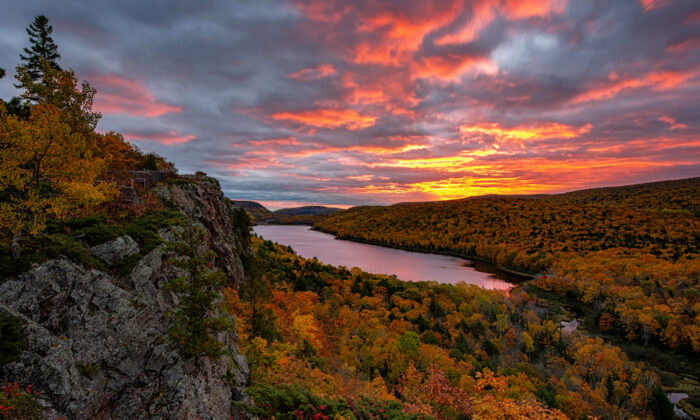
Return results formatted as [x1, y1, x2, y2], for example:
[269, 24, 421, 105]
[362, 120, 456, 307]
[1, 0, 698, 208]
[123, 130, 196, 145]
[270, 108, 377, 131]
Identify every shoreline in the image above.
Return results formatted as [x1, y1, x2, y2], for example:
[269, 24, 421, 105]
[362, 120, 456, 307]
[307, 225, 536, 281]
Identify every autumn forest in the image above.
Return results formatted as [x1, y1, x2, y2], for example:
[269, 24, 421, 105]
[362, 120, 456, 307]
[1, 6, 700, 420]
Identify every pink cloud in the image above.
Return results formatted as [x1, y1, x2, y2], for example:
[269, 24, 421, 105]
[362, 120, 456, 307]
[123, 130, 196, 145]
[288, 63, 338, 80]
[658, 116, 687, 130]
[639, 0, 670, 12]
[572, 69, 700, 103]
[90, 74, 183, 117]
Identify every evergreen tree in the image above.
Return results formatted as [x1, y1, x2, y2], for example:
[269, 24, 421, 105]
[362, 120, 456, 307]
[164, 225, 233, 358]
[18, 15, 61, 82]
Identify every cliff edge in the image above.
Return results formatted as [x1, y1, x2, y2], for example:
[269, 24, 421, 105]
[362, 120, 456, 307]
[0, 175, 251, 419]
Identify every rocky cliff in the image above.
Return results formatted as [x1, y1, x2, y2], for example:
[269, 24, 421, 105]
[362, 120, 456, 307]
[0, 175, 251, 419]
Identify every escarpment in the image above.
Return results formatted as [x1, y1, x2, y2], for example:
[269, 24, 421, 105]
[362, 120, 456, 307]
[0, 175, 251, 419]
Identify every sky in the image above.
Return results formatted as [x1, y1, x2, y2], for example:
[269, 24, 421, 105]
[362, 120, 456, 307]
[1, 0, 699, 209]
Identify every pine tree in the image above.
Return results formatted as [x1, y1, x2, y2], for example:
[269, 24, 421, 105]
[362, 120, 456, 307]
[164, 225, 234, 358]
[18, 15, 61, 82]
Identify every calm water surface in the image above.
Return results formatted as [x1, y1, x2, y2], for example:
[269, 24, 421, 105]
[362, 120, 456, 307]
[253, 225, 514, 290]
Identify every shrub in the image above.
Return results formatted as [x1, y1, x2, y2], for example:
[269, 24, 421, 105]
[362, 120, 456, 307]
[243, 383, 420, 420]
[0, 312, 25, 365]
[0, 233, 104, 281]
[0, 382, 43, 420]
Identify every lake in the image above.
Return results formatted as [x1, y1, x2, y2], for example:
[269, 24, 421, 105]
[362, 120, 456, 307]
[253, 225, 515, 290]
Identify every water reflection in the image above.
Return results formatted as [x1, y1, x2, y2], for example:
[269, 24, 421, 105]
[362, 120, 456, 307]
[253, 225, 514, 290]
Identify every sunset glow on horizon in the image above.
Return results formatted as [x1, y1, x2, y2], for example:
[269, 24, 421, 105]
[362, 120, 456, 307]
[1, 0, 699, 206]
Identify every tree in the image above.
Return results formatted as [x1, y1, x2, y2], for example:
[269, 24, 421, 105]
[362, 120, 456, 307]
[15, 64, 100, 140]
[0, 104, 116, 258]
[0, 67, 5, 79]
[18, 15, 61, 83]
[95, 131, 144, 174]
[398, 364, 473, 418]
[240, 248, 280, 341]
[2, 97, 30, 119]
[164, 225, 233, 358]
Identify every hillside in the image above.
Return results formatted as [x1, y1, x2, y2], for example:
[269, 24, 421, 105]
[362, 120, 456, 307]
[314, 178, 700, 376]
[550, 177, 700, 215]
[229, 236, 672, 419]
[232, 200, 273, 223]
[235, 201, 343, 225]
[273, 205, 343, 216]
[269, 205, 344, 224]
[316, 177, 699, 274]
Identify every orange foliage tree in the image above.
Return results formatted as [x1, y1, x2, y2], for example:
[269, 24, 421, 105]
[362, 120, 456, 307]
[0, 104, 116, 257]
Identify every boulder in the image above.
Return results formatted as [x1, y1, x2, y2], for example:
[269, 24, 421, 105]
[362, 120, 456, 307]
[90, 235, 139, 264]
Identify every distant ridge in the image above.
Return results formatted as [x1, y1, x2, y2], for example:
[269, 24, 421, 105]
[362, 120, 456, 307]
[232, 200, 272, 223]
[272, 206, 343, 216]
[315, 175, 699, 276]
[388, 176, 700, 213]
[232, 201, 343, 224]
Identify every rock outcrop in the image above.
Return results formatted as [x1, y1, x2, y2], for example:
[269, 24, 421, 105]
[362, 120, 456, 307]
[0, 176, 251, 419]
[90, 235, 140, 264]
[156, 175, 252, 285]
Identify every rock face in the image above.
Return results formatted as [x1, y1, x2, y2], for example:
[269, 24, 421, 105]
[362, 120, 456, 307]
[156, 175, 252, 285]
[90, 235, 140, 264]
[0, 177, 251, 419]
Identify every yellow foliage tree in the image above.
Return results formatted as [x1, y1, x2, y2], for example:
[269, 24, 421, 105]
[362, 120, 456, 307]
[0, 104, 116, 257]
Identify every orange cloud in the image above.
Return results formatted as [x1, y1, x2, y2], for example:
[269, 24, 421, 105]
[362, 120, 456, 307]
[271, 108, 377, 130]
[368, 154, 485, 172]
[405, 176, 562, 199]
[434, 1, 496, 45]
[639, 0, 670, 11]
[459, 121, 593, 141]
[351, 4, 463, 65]
[346, 174, 374, 181]
[572, 69, 699, 103]
[354, 156, 690, 201]
[412, 55, 497, 80]
[285, 143, 428, 158]
[247, 137, 300, 146]
[288, 63, 337, 80]
[91, 75, 182, 117]
[435, 0, 566, 46]
[124, 130, 196, 145]
[339, 71, 419, 116]
[501, 0, 567, 19]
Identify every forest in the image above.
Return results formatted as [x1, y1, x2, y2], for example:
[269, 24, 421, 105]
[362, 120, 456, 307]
[314, 180, 700, 359]
[227, 237, 676, 419]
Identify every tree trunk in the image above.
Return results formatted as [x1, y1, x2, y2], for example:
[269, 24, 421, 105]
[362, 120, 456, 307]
[11, 231, 22, 259]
